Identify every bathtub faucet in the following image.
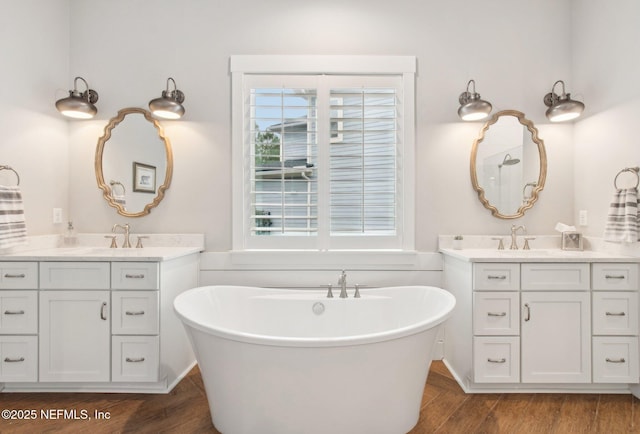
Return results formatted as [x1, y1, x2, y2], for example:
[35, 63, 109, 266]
[338, 270, 348, 298]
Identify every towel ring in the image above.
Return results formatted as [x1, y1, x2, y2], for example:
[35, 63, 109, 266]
[0, 165, 20, 186]
[614, 167, 640, 190]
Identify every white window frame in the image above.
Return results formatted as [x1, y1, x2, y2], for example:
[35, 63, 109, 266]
[231, 55, 416, 251]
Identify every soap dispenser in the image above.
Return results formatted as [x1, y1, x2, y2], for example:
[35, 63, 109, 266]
[63, 221, 78, 246]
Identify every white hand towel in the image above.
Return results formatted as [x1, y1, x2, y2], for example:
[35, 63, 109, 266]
[603, 187, 640, 243]
[0, 185, 27, 249]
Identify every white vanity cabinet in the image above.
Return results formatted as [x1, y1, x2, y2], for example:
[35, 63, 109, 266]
[0, 250, 199, 394]
[442, 251, 640, 394]
[0, 262, 38, 382]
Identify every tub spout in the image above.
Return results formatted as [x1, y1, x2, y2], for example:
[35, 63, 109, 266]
[338, 270, 348, 298]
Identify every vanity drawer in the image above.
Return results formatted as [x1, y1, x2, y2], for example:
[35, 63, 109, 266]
[473, 263, 520, 291]
[473, 292, 519, 335]
[40, 262, 110, 289]
[592, 263, 639, 291]
[592, 291, 638, 335]
[112, 335, 159, 382]
[111, 262, 159, 290]
[0, 291, 37, 334]
[0, 335, 37, 382]
[473, 336, 520, 383]
[112, 291, 159, 335]
[593, 336, 639, 383]
[521, 263, 590, 291]
[0, 262, 38, 289]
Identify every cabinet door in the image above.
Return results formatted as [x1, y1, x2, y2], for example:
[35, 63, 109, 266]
[521, 291, 590, 383]
[39, 291, 110, 382]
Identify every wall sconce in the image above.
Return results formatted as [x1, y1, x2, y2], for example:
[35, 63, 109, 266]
[148, 77, 185, 119]
[543, 80, 584, 122]
[458, 79, 492, 121]
[55, 77, 99, 119]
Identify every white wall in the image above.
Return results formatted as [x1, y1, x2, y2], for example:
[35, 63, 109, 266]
[0, 0, 70, 236]
[68, 0, 580, 252]
[572, 0, 640, 240]
[6, 0, 580, 252]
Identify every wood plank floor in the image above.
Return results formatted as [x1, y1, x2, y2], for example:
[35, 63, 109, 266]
[1, 361, 640, 433]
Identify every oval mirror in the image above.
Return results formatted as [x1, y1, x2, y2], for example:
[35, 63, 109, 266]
[470, 110, 547, 219]
[95, 107, 173, 217]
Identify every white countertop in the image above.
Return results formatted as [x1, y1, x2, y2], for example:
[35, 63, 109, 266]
[440, 248, 640, 263]
[0, 233, 205, 262]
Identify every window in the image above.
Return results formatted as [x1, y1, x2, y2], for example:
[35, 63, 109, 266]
[231, 56, 415, 250]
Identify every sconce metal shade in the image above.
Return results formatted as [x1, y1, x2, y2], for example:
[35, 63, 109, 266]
[55, 77, 99, 119]
[544, 80, 584, 122]
[458, 79, 492, 121]
[149, 77, 185, 119]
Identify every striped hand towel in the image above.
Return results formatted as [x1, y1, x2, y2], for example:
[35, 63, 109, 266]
[0, 185, 27, 249]
[603, 187, 640, 243]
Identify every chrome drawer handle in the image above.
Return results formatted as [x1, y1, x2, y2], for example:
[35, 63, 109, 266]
[4, 310, 25, 315]
[487, 358, 506, 364]
[125, 274, 145, 279]
[3, 273, 25, 279]
[126, 357, 145, 363]
[606, 357, 626, 363]
[487, 275, 507, 280]
[487, 312, 507, 317]
[605, 275, 626, 280]
[606, 311, 626, 316]
[4, 357, 25, 363]
[125, 310, 145, 316]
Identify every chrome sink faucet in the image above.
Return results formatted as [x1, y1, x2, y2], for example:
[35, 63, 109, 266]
[510, 224, 526, 250]
[112, 223, 131, 248]
[338, 270, 348, 298]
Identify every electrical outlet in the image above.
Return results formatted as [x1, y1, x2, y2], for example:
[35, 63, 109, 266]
[579, 210, 588, 226]
[53, 208, 63, 224]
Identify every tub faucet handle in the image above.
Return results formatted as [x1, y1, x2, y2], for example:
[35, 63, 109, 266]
[321, 284, 334, 298]
[354, 284, 361, 298]
[491, 237, 504, 250]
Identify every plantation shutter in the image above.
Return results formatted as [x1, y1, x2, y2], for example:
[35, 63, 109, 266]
[249, 87, 318, 236]
[329, 87, 398, 236]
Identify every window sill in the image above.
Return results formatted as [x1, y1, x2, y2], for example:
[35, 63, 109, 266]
[200, 250, 442, 271]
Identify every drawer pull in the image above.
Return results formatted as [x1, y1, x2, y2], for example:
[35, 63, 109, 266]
[605, 275, 626, 280]
[125, 310, 145, 316]
[3, 273, 25, 279]
[606, 357, 626, 364]
[487, 358, 506, 364]
[100, 302, 108, 320]
[605, 311, 626, 317]
[487, 275, 507, 280]
[4, 310, 25, 315]
[125, 274, 145, 279]
[524, 303, 531, 322]
[126, 357, 146, 363]
[4, 357, 25, 363]
[487, 312, 507, 317]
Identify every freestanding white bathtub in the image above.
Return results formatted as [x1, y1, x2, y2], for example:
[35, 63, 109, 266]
[174, 285, 455, 434]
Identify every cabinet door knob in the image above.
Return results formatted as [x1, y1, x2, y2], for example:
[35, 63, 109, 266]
[605, 311, 626, 316]
[487, 312, 507, 317]
[487, 358, 506, 364]
[100, 302, 108, 320]
[126, 357, 145, 363]
[524, 303, 531, 322]
[606, 357, 626, 364]
[605, 275, 625, 280]
[4, 357, 25, 363]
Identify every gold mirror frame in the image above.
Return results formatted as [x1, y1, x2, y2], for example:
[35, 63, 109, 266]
[95, 107, 173, 217]
[470, 110, 547, 219]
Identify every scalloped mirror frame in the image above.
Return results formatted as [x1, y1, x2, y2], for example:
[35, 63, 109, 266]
[95, 107, 173, 217]
[470, 109, 547, 219]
